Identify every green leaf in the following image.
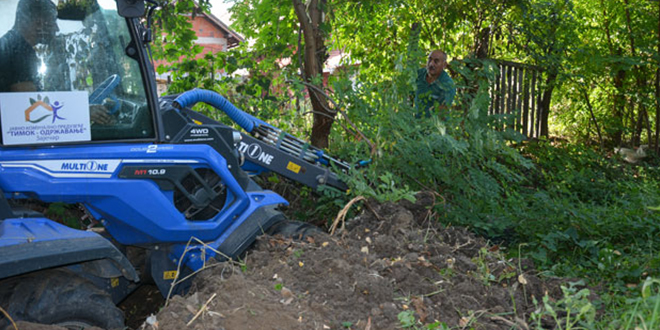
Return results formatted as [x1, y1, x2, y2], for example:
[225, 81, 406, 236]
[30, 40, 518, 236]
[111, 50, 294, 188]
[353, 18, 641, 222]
[398, 310, 416, 328]
[28, 115, 51, 123]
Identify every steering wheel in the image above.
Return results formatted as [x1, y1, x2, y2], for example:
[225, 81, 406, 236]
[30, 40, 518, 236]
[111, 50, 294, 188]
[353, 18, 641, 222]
[88, 74, 121, 114]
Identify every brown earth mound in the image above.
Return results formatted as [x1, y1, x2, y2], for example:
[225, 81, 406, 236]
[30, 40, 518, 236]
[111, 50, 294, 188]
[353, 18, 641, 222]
[152, 192, 567, 330]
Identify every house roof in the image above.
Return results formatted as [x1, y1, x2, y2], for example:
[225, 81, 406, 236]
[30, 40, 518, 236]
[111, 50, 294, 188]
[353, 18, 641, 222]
[201, 12, 244, 48]
[181, 3, 244, 49]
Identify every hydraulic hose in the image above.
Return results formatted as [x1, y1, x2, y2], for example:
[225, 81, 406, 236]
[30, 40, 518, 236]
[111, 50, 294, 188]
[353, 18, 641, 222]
[173, 88, 271, 133]
[173, 89, 360, 172]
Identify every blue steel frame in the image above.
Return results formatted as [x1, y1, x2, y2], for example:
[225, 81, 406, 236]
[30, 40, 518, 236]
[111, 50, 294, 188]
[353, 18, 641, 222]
[0, 142, 287, 270]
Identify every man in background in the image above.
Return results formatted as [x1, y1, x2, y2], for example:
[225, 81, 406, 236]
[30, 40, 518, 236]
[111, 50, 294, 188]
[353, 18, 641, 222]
[0, 0, 59, 92]
[415, 50, 456, 118]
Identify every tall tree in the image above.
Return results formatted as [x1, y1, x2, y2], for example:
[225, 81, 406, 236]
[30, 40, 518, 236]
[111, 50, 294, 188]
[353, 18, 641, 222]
[230, 0, 335, 147]
[656, 0, 660, 152]
[507, 0, 577, 137]
[292, 0, 333, 148]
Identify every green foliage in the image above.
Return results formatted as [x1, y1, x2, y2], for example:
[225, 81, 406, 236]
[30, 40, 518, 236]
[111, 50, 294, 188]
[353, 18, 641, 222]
[508, 142, 660, 291]
[553, 0, 659, 145]
[610, 277, 660, 330]
[471, 247, 516, 286]
[332, 0, 515, 82]
[530, 281, 596, 330]
[398, 310, 446, 330]
[351, 62, 531, 238]
[343, 171, 416, 204]
[398, 310, 417, 328]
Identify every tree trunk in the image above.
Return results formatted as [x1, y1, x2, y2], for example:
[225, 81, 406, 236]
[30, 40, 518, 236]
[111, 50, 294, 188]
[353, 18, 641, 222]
[292, 0, 333, 148]
[612, 69, 627, 145]
[582, 88, 604, 150]
[633, 104, 644, 146]
[601, 0, 626, 146]
[656, 0, 660, 153]
[474, 27, 490, 59]
[623, 0, 650, 147]
[539, 71, 557, 137]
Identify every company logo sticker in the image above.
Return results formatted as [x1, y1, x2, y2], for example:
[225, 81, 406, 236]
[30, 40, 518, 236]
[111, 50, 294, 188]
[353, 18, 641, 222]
[0, 159, 121, 178]
[24, 94, 66, 124]
[1, 91, 91, 145]
[238, 142, 274, 165]
[61, 161, 109, 172]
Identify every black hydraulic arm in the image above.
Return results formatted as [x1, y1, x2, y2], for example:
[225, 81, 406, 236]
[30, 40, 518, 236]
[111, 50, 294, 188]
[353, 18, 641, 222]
[238, 132, 348, 191]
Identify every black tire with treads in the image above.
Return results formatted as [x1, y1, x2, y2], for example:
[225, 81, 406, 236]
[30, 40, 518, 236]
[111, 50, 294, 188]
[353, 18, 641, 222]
[266, 220, 326, 240]
[0, 268, 124, 330]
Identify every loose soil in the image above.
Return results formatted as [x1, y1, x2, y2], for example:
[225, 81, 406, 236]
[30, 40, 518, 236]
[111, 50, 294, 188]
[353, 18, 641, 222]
[149, 192, 575, 330]
[10, 192, 580, 330]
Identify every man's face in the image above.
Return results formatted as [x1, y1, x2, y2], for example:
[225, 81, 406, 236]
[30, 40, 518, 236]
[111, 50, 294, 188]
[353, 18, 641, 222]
[33, 8, 59, 44]
[19, 0, 59, 45]
[426, 51, 447, 78]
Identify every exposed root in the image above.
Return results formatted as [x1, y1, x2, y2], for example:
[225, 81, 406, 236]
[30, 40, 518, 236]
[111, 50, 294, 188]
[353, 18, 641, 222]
[330, 196, 366, 235]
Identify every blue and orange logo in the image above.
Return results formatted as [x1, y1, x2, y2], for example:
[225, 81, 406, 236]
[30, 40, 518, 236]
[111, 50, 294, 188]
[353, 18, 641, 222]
[24, 94, 65, 124]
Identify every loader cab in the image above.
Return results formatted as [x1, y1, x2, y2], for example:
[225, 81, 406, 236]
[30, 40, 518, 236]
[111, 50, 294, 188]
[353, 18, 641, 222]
[0, 0, 157, 146]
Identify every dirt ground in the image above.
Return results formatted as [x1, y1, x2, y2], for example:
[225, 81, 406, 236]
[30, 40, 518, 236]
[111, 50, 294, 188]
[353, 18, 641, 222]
[149, 192, 574, 330]
[11, 192, 578, 330]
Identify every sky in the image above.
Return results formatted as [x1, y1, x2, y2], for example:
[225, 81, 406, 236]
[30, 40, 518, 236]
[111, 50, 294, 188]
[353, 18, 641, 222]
[209, 1, 234, 25]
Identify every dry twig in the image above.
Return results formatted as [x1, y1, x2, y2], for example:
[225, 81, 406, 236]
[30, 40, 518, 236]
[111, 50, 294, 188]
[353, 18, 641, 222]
[186, 293, 217, 326]
[286, 79, 376, 155]
[488, 315, 529, 330]
[0, 306, 17, 330]
[329, 196, 366, 235]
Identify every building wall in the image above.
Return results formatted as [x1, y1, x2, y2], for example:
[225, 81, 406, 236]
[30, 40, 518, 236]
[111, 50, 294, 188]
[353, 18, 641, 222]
[155, 15, 233, 94]
[191, 16, 228, 55]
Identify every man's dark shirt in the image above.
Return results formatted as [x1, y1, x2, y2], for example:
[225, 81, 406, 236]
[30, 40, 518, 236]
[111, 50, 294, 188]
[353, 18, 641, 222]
[414, 68, 456, 118]
[0, 30, 39, 92]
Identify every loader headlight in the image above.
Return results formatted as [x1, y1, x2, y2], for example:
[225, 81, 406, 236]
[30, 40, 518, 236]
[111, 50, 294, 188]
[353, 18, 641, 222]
[232, 131, 242, 146]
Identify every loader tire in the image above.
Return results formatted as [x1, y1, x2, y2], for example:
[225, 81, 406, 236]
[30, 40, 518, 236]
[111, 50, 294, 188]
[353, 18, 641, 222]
[0, 268, 124, 330]
[266, 220, 326, 240]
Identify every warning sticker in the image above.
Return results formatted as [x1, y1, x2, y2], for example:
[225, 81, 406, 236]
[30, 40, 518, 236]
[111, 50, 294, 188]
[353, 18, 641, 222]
[287, 161, 301, 173]
[163, 271, 178, 280]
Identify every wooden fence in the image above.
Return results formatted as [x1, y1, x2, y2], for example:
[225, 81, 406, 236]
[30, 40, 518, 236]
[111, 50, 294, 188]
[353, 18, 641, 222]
[489, 60, 546, 139]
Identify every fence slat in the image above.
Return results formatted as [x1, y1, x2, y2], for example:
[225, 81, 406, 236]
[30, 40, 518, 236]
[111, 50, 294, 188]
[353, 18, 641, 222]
[517, 67, 524, 132]
[486, 60, 544, 138]
[522, 68, 529, 136]
[493, 65, 501, 115]
[499, 64, 506, 115]
[506, 65, 513, 122]
[530, 69, 537, 137]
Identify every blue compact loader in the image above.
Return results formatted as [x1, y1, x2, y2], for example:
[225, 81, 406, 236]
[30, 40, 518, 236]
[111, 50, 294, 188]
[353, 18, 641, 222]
[0, 0, 350, 328]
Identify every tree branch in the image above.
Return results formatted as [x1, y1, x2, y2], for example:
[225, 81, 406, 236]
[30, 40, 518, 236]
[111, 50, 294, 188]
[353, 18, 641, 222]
[292, 80, 376, 154]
